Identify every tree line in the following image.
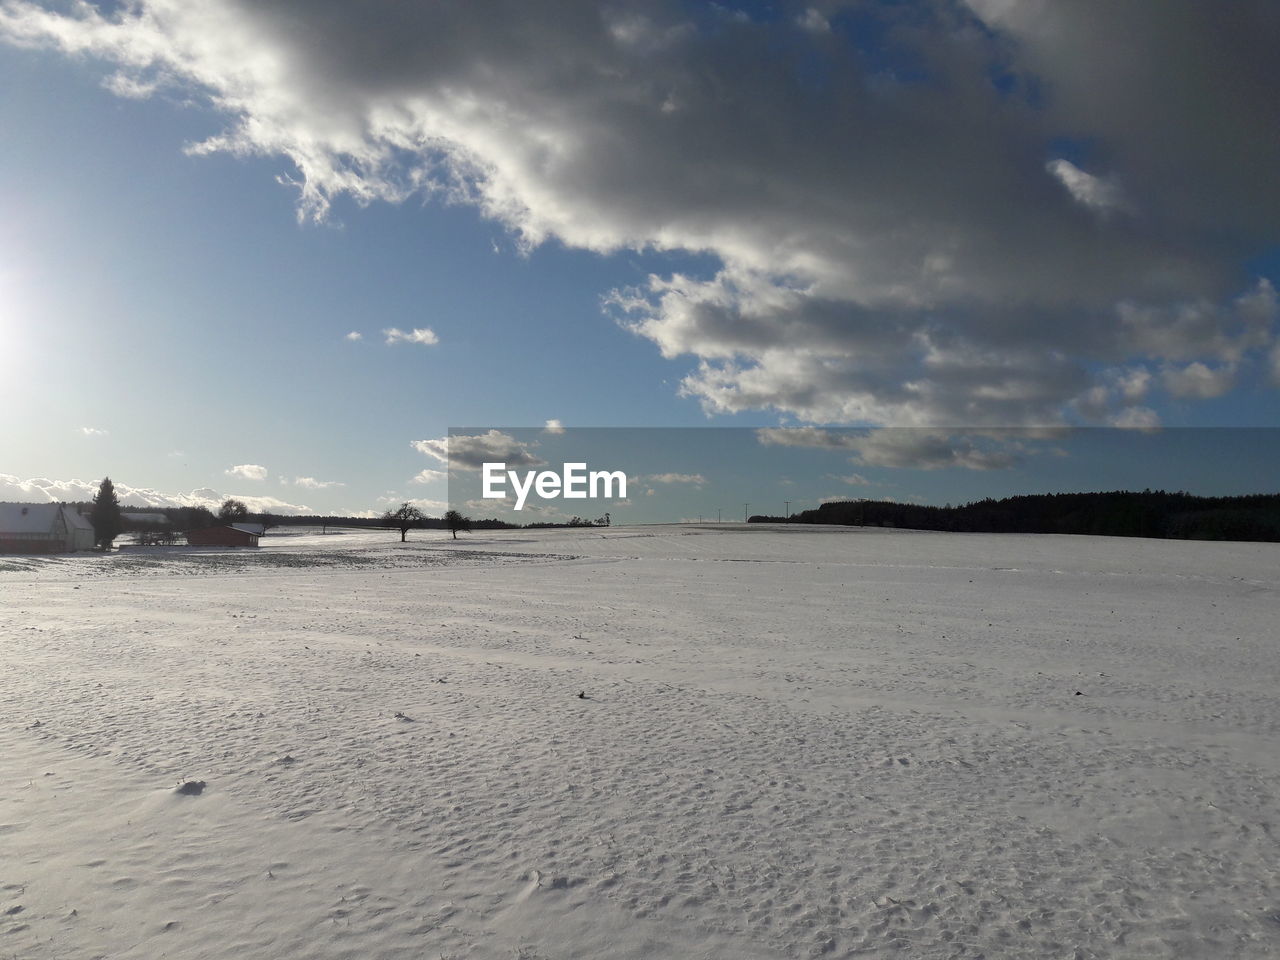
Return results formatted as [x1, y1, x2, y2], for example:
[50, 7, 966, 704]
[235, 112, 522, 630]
[374, 505, 608, 539]
[76, 481, 285, 550]
[750, 490, 1280, 542]
[74, 477, 610, 550]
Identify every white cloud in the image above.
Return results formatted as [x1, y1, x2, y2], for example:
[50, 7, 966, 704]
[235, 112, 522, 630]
[461, 497, 568, 521]
[223, 494, 314, 515]
[834, 473, 872, 486]
[293, 476, 344, 489]
[543, 419, 565, 434]
[760, 427, 1025, 471]
[1071, 384, 1112, 422]
[5, 1, 1279, 426]
[0, 475, 103, 504]
[1115, 367, 1153, 403]
[795, 9, 831, 34]
[514, 502, 576, 521]
[1046, 159, 1130, 215]
[1118, 279, 1276, 365]
[757, 427, 861, 451]
[345, 331, 363, 341]
[102, 70, 158, 99]
[845, 432, 1022, 472]
[79, 426, 108, 437]
[412, 431, 542, 469]
[1107, 406, 1161, 431]
[383, 327, 439, 347]
[372, 496, 443, 515]
[646, 472, 705, 485]
[0, 474, 313, 514]
[1161, 362, 1236, 399]
[1072, 365, 1156, 422]
[225, 464, 268, 481]
[372, 496, 445, 514]
[405, 498, 446, 513]
[410, 469, 446, 485]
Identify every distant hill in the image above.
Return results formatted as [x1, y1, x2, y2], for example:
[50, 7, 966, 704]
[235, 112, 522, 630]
[752, 490, 1280, 543]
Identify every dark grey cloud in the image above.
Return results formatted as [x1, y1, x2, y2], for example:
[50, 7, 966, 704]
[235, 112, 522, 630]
[969, 0, 1280, 245]
[4, 0, 1278, 425]
[413, 431, 543, 470]
[758, 426, 1027, 471]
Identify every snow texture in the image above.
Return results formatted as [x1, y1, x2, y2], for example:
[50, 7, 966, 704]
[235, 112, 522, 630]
[2, 524, 1278, 958]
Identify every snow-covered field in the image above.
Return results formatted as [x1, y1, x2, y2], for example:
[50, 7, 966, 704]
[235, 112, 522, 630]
[3, 524, 1279, 959]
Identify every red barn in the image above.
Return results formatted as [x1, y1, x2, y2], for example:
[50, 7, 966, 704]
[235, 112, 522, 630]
[186, 524, 260, 547]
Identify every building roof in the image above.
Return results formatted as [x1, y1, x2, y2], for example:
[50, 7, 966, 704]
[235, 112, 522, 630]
[187, 524, 260, 545]
[230, 522, 265, 535]
[0, 502, 93, 534]
[63, 507, 94, 532]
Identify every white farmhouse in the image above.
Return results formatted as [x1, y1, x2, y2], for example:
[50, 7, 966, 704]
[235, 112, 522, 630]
[0, 502, 97, 553]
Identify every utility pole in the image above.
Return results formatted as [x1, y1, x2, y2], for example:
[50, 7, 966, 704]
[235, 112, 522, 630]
[744, 503, 750, 523]
[717, 508, 722, 523]
[784, 500, 791, 518]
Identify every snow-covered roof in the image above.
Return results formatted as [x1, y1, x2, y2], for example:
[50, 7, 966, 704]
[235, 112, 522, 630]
[0, 502, 95, 535]
[63, 507, 94, 532]
[0, 502, 62, 534]
[230, 523, 264, 536]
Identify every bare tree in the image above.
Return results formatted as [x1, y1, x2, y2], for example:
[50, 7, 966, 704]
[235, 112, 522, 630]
[218, 498, 249, 522]
[383, 502, 427, 542]
[444, 509, 471, 540]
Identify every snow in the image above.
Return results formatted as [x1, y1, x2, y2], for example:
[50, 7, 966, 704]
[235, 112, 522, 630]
[2, 524, 1279, 958]
[0, 502, 91, 537]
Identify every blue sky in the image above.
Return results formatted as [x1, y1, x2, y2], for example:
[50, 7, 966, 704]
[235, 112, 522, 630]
[442, 428, 1280, 523]
[0, 33, 737, 515]
[2, 2, 1279, 521]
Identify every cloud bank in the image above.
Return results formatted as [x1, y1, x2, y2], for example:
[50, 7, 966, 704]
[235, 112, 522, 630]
[4, 0, 1278, 425]
[0, 473, 313, 514]
[758, 426, 1026, 471]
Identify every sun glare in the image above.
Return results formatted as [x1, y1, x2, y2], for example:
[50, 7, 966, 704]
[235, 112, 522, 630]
[0, 266, 32, 392]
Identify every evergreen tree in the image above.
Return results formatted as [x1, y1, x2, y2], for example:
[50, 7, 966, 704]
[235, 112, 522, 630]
[90, 476, 123, 550]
